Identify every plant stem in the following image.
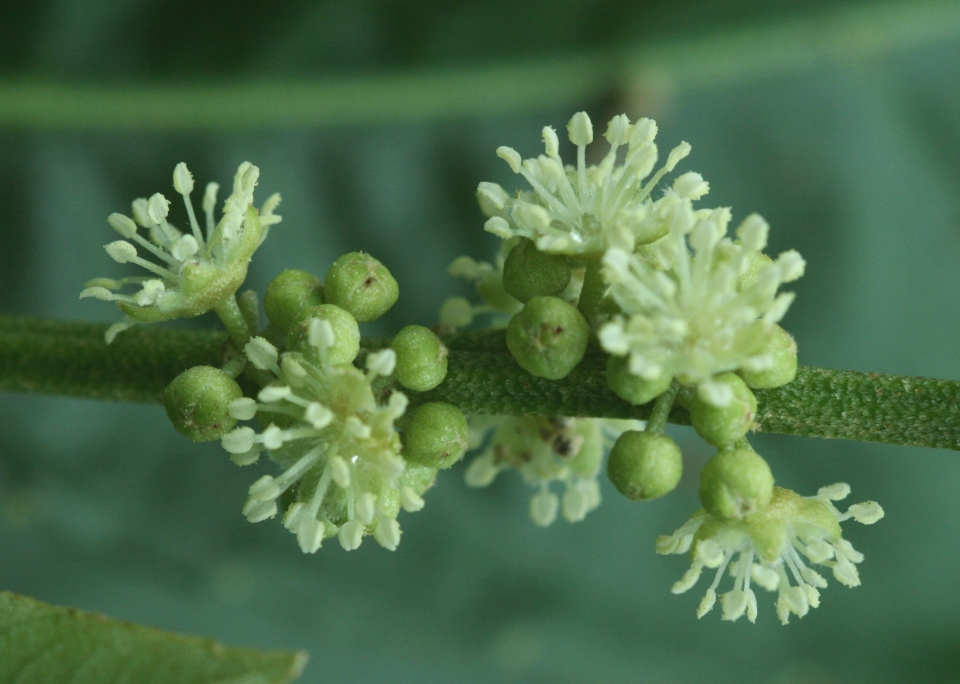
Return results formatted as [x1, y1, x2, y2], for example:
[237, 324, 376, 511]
[646, 382, 680, 434]
[2, 314, 960, 451]
[577, 260, 605, 323]
[214, 296, 251, 349]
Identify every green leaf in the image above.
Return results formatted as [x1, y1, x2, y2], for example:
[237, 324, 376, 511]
[0, 592, 307, 684]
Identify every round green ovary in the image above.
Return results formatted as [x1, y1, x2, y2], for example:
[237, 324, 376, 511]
[403, 402, 469, 469]
[323, 252, 399, 322]
[163, 365, 242, 442]
[607, 431, 683, 500]
[264, 269, 324, 331]
[391, 325, 449, 392]
[698, 447, 774, 521]
[502, 238, 571, 303]
[506, 296, 589, 380]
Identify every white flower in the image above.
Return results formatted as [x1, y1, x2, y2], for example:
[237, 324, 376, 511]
[219, 322, 436, 554]
[598, 209, 804, 385]
[464, 416, 640, 525]
[480, 112, 694, 256]
[439, 247, 523, 332]
[81, 162, 281, 339]
[657, 484, 883, 624]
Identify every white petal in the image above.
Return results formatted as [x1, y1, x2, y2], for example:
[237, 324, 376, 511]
[400, 486, 425, 512]
[694, 539, 724, 568]
[848, 501, 884, 524]
[818, 483, 851, 501]
[751, 564, 780, 592]
[373, 517, 402, 551]
[671, 566, 702, 594]
[330, 456, 351, 489]
[464, 454, 500, 488]
[296, 518, 325, 554]
[696, 588, 717, 618]
[173, 162, 194, 195]
[355, 492, 377, 525]
[832, 558, 861, 587]
[745, 589, 758, 623]
[228, 398, 257, 421]
[721, 590, 748, 621]
[248, 475, 280, 502]
[222, 427, 255, 454]
[245, 337, 279, 370]
[338, 520, 365, 551]
[366, 349, 396, 376]
[529, 490, 559, 527]
[258, 385, 292, 403]
[242, 498, 277, 523]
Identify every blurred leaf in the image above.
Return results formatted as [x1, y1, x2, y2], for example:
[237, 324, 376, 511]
[0, 591, 307, 684]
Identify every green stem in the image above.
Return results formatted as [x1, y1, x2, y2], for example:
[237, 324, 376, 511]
[213, 296, 251, 349]
[577, 260, 605, 324]
[2, 315, 960, 451]
[646, 382, 680, 434]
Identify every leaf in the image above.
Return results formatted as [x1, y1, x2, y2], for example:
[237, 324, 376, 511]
[0, 591, 307, 684]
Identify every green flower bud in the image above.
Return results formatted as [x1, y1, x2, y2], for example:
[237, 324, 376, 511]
[164, 365, 243, 442]
[391, 325, 449, 392]
[607, 431, 683, 500]
[502, 238, 571, 303]
[605, 354, 673, 405]
[264, 269, 323, 332]
[286, 304, 360, 366]
[738, 324, 797, 389]
[698, 447, 774, 520]
[402, 402, 469, 469]
[506, 296, 589, 380]
[688, 373, 757, 448]
[323, 251, 399, 322]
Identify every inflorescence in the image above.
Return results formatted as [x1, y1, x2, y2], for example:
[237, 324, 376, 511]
[82, 114, 883, 625]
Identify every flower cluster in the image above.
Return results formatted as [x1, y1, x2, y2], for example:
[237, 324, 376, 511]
[657, 484, 883, 624]
[81, 162, 281, 341]
[480, 113, 694, 256]
[599, 208, 805, 388]
[464, 416, 640, 526]
[220, 321, 435, 553]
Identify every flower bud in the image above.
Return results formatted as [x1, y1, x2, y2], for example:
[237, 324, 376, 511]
[607, 431, 683, 500]
[698, 447, 774, 520]
[501, 238, 571, 303]
[286, 304, 360, 366]
[606, 354, 673, 405]
[688, 373, 757, 448]
[506, 296, 589, 380]
[264, 269, 323, 332]
[738, 324, 797, 389]
[164, 366, 243, 442]
[402, 402, 469, 469]
[323, 252, 399, 322]
[391, 325, 449, 392]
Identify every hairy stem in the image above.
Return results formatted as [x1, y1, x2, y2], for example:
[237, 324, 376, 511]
[2, 315, 959, 451]
[214, 296, 251, 348]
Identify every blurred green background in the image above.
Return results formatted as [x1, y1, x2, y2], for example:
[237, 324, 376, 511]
[2, 1, 960, 682]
